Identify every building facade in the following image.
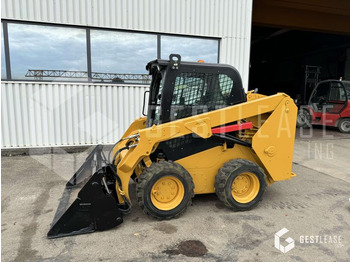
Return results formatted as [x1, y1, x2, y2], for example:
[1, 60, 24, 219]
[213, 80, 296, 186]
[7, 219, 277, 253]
[1, 0, 253, 148]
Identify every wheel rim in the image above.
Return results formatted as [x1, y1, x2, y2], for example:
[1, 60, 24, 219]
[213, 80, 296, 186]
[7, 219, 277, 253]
[151, 176, 185, 211]
[341, 120, 350, 132]
[297, 111, 310, 125]
[231, 172, 260, 203]
[297, 113, 307, 124]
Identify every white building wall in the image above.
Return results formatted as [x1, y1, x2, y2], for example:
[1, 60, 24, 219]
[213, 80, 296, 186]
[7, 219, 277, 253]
[1, 82, 148, 147]
[1, 0, 253, 148]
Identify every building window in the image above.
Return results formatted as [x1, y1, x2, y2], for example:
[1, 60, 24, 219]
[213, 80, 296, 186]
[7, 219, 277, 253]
[2, 20, 220, 83]
[1, 23, 6, 79]
[91, 30, 157, 83]
[161, 35, 219, 63]
[8, 23, 87, 81]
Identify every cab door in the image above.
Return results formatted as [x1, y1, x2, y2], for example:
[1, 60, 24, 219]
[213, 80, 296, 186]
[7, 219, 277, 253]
[322, 81, 347, 126]
[309, 81, 329, 114]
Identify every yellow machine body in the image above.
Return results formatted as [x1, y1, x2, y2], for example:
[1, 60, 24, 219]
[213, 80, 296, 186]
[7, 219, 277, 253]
[112, 92, 297, 202]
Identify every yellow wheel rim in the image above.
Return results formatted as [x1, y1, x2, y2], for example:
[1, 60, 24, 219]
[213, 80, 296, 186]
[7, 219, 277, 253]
[231, 172, 260, 203]
[151, 176, 185, 211]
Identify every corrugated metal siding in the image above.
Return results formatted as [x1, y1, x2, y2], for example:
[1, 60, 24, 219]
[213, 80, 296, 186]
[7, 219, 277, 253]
[1, 82, 147, 147]
[1, 0, 253, 148]
[1, 0, 253, 87]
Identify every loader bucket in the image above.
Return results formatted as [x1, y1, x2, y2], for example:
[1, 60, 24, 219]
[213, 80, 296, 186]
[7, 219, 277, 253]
[66, 144, 104, 188]
[47, 145, 123, 239]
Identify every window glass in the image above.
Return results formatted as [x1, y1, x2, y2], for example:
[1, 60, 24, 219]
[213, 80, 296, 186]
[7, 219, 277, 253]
[339, 88, 346, 101]
[161, 36, 219, 63]
[311, 82, 329, 103]
[329, 82, 345, 102]
[1, 23, 6, 79]
[151, 73, 163, 125]
[8, 23, 87, 81]
[172, 73, 206, 105]
[170, 72, 232, 120]
[91, 30, 156, 84]
[219, 74, 234, 98]
[343, 81, 350, 97]
[4, 21, 220, 83]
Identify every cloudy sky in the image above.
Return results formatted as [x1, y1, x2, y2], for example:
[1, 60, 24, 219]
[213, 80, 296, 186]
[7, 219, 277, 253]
[161, 35, 218, 63]
[7, 23, 87, 79]
[91, 29, 157, 74]
[1, 26, 6, 78]
[3, 22, 218, 80]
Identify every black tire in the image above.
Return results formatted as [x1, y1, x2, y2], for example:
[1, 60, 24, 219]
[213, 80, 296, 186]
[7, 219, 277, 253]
[215, 159, 267, 211]
[296, 109, 312, 128]
[136, 161, 194, 219]
[338, 118, 350, 133]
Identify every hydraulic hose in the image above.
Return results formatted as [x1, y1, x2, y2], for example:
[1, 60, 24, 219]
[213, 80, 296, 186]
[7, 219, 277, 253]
[108, 139, 123, 163]
[213, 133, 252, 147]
[107, 133, 140, 163]
[109, 143, 138, 214]
[111, 146, 129, 166]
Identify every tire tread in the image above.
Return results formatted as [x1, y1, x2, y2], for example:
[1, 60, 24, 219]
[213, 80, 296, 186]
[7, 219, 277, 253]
[214, 159, 267, 211]
[136, 161, 194, 220]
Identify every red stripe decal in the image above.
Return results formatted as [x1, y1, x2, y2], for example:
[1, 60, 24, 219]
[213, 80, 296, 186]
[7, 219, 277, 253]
[211, 122, 253, 134]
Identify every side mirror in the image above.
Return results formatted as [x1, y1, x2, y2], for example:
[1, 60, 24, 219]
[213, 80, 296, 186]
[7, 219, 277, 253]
[142, 90, 150, 116]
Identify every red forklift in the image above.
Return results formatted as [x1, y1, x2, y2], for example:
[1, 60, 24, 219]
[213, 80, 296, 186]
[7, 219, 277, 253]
[297, 80, 350, 133]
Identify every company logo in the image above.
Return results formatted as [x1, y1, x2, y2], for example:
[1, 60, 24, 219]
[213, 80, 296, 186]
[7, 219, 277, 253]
[274, 228, 295, 253]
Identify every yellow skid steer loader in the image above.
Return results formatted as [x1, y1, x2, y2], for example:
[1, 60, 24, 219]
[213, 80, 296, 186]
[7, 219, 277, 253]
[48, 54, 297, 238]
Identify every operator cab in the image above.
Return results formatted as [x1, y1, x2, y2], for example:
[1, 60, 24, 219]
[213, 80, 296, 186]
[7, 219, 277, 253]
[145, 54, 246, 127]
[309, 80, 350, 114]
[144, 54, 247, 161]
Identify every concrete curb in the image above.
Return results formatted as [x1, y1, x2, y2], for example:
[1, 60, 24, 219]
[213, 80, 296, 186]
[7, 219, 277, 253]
[1, 145, 114, 156]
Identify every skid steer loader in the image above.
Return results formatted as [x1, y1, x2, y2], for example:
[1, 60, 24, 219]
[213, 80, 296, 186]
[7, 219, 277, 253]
[48, 54, 297, 238]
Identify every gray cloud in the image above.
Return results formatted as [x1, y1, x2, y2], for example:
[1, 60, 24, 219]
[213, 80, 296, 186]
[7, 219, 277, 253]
[8, 23, 87, 79]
